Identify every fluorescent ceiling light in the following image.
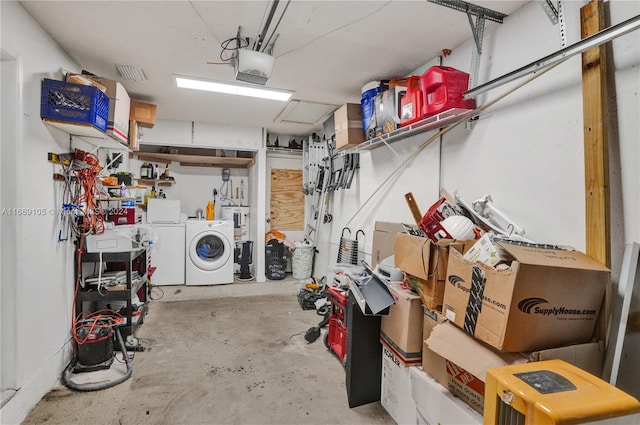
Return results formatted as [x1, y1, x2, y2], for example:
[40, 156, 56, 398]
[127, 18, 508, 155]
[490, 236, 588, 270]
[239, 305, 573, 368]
[174, 76, 292, 102]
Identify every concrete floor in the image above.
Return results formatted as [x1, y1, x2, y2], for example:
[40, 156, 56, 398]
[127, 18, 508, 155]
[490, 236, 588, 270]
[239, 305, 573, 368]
[22, 276, 394, 425]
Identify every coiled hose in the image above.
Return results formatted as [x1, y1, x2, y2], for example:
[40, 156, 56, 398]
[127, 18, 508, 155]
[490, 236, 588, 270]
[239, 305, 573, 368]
[62, 327, 132, 391]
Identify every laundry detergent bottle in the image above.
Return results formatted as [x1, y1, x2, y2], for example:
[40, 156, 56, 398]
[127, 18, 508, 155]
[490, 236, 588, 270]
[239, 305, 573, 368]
[206, 201, 215, 220]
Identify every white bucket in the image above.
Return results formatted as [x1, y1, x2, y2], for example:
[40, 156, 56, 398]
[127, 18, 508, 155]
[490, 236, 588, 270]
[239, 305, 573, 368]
[292, 242, 314, 279]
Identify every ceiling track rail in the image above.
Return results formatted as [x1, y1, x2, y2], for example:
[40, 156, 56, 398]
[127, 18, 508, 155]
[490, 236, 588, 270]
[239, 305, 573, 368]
[464, 13, 640, 100]
[428, 0, 507, 89]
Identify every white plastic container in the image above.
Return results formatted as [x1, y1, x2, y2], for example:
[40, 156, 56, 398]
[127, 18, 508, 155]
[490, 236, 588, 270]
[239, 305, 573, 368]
[291, 241, 314, 279]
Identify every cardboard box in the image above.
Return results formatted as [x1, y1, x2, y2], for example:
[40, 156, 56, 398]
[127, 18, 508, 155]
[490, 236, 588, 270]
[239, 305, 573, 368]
[380, 283, 423, 366]
[425, 321, 606, 415]
[84, 75, 131, 144]
[395, 234, 469, 311]
[129, 120, 142, 151]
[421, 307, 448, 384]
[129, 100, 156, 128]
[409, 367, 482, 425]
[372, 221, 404, 267]
[381, 340, 418, 425]
[66, 73, 107, 93]
[334, 103, 364, 150]
[422, 306, 446, 342]
[443, 242, 610, 352]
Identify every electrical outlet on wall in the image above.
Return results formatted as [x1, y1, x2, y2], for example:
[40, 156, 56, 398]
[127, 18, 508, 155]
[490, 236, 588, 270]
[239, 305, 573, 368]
[222, 168, 230, 181]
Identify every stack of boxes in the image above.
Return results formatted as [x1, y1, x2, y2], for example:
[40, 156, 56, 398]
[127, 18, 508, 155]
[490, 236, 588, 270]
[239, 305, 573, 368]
[373, 220, 610, 423]
[65, 73, 156, 150]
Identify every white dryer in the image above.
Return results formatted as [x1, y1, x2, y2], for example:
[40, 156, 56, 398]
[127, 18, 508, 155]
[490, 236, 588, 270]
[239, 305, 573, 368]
[185, 219, 234, 285]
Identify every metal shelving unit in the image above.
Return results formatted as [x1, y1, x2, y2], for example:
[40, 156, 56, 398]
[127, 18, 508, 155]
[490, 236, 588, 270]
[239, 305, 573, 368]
[75, 248, 149, 343]
[339, 108, 478, 155]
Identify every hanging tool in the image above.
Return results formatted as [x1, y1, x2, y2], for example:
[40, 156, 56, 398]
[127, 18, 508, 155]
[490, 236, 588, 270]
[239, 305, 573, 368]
[345, 153, 359, 189]
[303, 136, 332, 249]
[404, 192, 423, 227]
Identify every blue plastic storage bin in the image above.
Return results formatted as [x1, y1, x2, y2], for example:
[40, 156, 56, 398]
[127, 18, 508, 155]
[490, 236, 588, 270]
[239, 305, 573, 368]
[40, 78, 110, 132]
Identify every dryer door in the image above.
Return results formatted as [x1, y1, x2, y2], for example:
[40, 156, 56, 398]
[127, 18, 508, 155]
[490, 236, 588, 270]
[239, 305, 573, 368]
[189, 230, 231, 271]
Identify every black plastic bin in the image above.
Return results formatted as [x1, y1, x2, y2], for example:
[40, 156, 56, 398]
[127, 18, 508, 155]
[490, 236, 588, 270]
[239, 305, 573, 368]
[265, 240, 289, 280]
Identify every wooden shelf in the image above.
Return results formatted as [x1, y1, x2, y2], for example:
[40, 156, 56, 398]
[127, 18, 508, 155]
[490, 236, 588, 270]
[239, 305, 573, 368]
[99, 197, 136, 201]
[130, 151, 255, 169]
[104, 185, 147, 189]
[136, 178, 175, 186]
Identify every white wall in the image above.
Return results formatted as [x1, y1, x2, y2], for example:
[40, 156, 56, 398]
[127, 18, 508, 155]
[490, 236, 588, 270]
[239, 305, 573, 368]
[315, 0, 640, 395]
[0, 2, 80, 423]
[317, 0, 639, 272]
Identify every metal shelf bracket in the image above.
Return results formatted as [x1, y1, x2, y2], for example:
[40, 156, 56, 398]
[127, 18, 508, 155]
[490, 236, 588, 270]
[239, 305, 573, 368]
[541, 0, 560, 24]
[540, 0, 567, 47]
[428, 0, 507, 88]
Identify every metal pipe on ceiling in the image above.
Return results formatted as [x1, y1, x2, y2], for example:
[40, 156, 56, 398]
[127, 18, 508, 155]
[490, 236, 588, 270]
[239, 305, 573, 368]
[463, 14, 640, 100]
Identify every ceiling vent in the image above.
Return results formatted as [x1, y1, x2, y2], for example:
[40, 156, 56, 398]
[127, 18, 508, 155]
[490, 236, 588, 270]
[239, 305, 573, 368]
[115, 64, 147, 81]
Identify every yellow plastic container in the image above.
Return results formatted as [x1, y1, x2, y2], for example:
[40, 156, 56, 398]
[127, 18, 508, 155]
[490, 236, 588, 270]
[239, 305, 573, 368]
[206, 201, 214, 220]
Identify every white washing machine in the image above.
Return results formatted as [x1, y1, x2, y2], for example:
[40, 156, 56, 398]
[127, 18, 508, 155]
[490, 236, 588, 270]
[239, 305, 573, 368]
[185, 219, 234, 285]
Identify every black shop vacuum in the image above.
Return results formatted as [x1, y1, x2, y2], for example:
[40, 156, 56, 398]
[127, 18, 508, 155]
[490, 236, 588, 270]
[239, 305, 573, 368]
[62, 318, 132, 391]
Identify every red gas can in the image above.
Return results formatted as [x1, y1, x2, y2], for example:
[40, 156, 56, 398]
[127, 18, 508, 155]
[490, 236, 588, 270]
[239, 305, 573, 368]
[421, 66, 475, 118]
[399, 76, 423, 127]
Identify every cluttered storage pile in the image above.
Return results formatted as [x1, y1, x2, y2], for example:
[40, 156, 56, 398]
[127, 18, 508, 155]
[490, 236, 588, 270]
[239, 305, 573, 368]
[374, 191, 624, 424]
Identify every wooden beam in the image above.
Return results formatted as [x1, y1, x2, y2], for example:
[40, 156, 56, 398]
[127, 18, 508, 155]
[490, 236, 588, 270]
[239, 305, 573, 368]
[581, 0, 610, 348]
[130, 151, 255, 168]
[581, 0, 610, 268]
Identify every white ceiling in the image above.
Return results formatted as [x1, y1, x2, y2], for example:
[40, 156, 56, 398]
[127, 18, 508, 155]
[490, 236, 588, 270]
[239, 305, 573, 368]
[20, 0, 529, 137]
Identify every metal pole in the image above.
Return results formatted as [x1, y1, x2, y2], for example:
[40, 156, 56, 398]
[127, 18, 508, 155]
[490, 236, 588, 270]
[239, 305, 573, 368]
[464, 14, 640, 100]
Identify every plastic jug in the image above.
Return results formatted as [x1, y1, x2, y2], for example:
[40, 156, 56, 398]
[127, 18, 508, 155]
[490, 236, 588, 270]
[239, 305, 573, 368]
[399, 76, 423, 127]
[361, 81, 380, 133]
[421, 66, 475, 118]
[206, 201, 214, 220]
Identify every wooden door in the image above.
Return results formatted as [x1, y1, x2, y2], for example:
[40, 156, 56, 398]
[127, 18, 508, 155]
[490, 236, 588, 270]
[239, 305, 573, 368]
[270, 169, 304, 230]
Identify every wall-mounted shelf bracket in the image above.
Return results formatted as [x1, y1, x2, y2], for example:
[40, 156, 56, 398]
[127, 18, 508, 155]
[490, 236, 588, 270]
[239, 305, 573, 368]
[540, 0, 567, 47]
[428, 0, 507, 88]
[541, 0, 560, 24]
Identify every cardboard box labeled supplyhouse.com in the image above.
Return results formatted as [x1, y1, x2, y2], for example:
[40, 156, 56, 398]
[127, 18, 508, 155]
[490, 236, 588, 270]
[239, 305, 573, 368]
[395, 234, 472, 312]
[443, 241, 610, 352]
[380, 283, 423, 366]
[424, 321, 605, 415]
[372, 221, 405, 267]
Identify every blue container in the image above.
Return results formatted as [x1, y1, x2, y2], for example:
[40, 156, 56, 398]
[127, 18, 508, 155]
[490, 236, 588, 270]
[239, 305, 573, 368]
[361, 83, 379, 132]
[40, 78, 110, 132]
